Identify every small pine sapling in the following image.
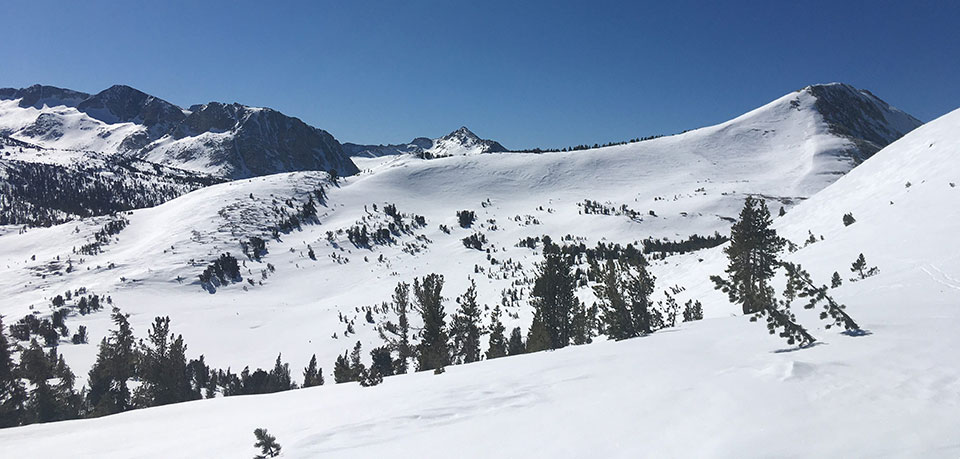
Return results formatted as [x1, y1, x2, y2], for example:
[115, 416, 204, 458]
[253, 428, 281, 458]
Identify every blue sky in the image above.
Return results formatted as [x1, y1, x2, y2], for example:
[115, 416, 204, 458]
[1, 0, 957, 149]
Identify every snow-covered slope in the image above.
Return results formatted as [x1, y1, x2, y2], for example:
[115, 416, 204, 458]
[1, 107, 957, 458]
[343, 126, 507, 158]
[0, 82, 925, 380]
[0, 84, 359, 179]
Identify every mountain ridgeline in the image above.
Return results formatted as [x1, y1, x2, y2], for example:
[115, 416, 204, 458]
[0, 82, 922, 229]
[0, 84, 359, 180]
[343, 126, 508, 158]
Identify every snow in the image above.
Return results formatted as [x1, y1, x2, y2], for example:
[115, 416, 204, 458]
[0, 90, 957, 456]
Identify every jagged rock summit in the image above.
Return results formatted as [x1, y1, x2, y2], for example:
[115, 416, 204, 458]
[0, 83, 359, 179]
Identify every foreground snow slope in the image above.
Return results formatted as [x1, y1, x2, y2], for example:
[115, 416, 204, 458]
[2, 103, 959, 458]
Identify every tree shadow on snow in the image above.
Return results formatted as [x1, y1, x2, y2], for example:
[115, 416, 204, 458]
[772, 342, 825, 354]
[842, 329, 872, 337]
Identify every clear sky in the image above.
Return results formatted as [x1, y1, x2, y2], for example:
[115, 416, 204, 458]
[1, 0, 957, 149]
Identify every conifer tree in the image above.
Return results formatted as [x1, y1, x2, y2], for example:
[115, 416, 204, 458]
[0, 316, 26, 427]
[593, 258, 655, 339]
[450, 279, 483, 364]
[712, 196, 784, 314]
[528, 243, 580, 349]
[682, 299, 703, 322]
[485, 304, 507, 360]
[86, 307, 136, 417]
[783, 262, 861, 333]
[712, 198, 815, 347]
[831, 272, 843, 288]
[303, 354, 323, 387]
[268, 354, 295, 392]
[253, 428, 282, 458]
[413, 274, 449, 371]
[507, 327, 526, 356]
[377, 283, 414, 374]
[369, 346, 394, 377]
[849, 253, 878, 280]
[135, 316, 194, 408]
[19, 341, 79, 424]
[333, 352, 352, 383]
[347, 342, 366, 382]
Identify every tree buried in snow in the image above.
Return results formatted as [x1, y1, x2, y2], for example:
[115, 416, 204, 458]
[253, 428, 281, 458]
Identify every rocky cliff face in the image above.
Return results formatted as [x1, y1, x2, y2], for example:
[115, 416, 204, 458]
[806, 83, 922, 162]
[144, 102, 357, 179]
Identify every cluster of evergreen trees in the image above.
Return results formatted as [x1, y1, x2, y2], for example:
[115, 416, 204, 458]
[198, 253, 242, 291]
[76, 215, 129, 256]
[335, 234, 705, 385]
[711, 196, 863, 347]
[578, 199, 642, 221]
[0, 305, 335, 428]
[0, 157, 218, 227]
[512, 134, 665, 154]
[642, 232, 728, 258]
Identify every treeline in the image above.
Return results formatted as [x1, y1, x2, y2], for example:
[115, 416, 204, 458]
[0, 306, 326, 428]
[642, 232, 728, 258]
[512, 134, 665, 154]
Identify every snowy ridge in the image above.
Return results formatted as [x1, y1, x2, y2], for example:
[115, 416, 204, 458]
[343, 126, 506, 158]
[0, 84, 359, 179]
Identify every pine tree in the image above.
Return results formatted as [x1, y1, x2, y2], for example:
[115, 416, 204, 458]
[593, 258, 655, 340]
[528, 244, 580, 349]
[450, 279, 483, 364]
[86, 307, 136, 417]
[831, 271, 842, 288]
[134, 316, 195, 408]
[682, 299, 703, 322]
[268, 354, 295, 392]
[377, 282, 414, 374]
[712, 198, 815, 347]
[485, 304, 507, 360]
[253, 428, 282, 458]
[333, 352, 352, 383]
[0, 316, 26, 427]
[850, 253, 879, 280]
[303, 354, 323, 387]
[507, 327, 526, 356]
[413, 274, 449, 371]
[369, 346, 394, 377]
[783, 262, 861, 333]
[570, 300, 593, 345]
[348, 341, 366, 381]
[19, 341, 79, 424]
[712, 196, 784, 314]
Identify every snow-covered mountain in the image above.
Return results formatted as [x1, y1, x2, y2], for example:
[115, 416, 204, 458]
[1, 96, 957, 458]
[343, 126, 507, 158]
[0, 84, 359, 179]
[3, 81, 955, 457]
[0, 81, 924, 373]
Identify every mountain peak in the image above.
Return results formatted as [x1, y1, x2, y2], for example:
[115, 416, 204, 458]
[801, 82, 922, 160]
[0, 84, 91, 108]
